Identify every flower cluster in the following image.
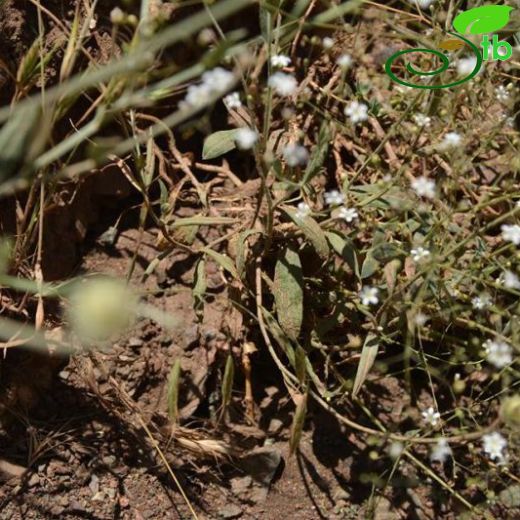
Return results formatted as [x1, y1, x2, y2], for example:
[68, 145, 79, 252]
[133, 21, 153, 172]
[182, 67, 235, 110]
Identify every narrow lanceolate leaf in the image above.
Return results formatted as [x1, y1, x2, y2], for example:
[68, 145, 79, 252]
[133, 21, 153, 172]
[284, 207, 330, 260]
[302, 121, 331, 185]
[273, 245, 304, 341]
[203, 248, 240, 280]
[352, 333, 379, 398]
[294, 345, 307, 385]
[169, 216, 237, 228]
[193, 258, 206, 320]
[235, 229, 260, 279]
[202, 129, 239, 160]
[361, 251, 379, 279]
[289, 392, 307, 455]
[325, 231, 360, 280]
[167, 359, 182, 422]
[221, 354, 235, 410]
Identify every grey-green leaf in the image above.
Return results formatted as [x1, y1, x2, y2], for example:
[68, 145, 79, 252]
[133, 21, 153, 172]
[285, 207, 330, 260]
[289, 392, 307, 455]
[361, 252, 380, 279]
[202, 129, 239, 160]
[274, 245, 304, 341]
[352, 333, 379, 397]
[325, 231, 360, 280]
[167, 359, 182, 422]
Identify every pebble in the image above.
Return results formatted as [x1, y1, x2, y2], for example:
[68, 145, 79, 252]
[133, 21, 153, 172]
[218, 504, 243, 518]
[27, 474, 40, 488]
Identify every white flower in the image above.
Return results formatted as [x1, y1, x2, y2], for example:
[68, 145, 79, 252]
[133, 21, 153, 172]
[482, 432, 507, 463]
[270, 54, 291, 68]
[430, 439, 452, 463]
[502, 270, 520, 289]
[235, 128, 258, 150]
[337, 54, 353, 69]
[324, 190, 345, 206]
[440, 132, 462, 149]
[338, 207, 358, 223]
[496, 85, 510, 103]
[408, 0, 435, 9]
[501, 224, 520, 245]
[183, 83, 213, 109]
[422, 406, 441, 426]
[198, 28, 216, 46]
[414, 313, 429, 326]
[411, 246, 430, 262]
[360, 286, 379, 306]
[472, 294, 492, 310]
[344, 101, 369, 124]
[283, 143, 309, 167]
[268, 72, 298, 96]
[413, 113, 431, 127]
[295, 202, 311, 219]
[484, 339, 512, 368]
[411, 176, 436, 199]
[182, 68, 235, 109]
[223, 92, 242, 109]
[388, 442, 404, 459]
[201, 67, 235, 92]
[322, 37, 334, 49]
[110, 7, 125, 24]
[456, 56, 478, 76]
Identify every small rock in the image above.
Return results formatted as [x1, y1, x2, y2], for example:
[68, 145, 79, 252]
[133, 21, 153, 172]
[89, 474, 99, 495]
[333, 488, 350, 502]
[102, 455, 116, 467]
[69, 499, 85, 512]
[267, 419, 284, 435]
[128, 337, 143, 348]
[27, 474, 40, 488]
[231, 475, 252, 495]
[92, 491, 105, 502]
[218, 504, 243, 518]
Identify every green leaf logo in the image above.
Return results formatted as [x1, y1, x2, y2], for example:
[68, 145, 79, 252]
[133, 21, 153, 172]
[453, 5, 514, 35]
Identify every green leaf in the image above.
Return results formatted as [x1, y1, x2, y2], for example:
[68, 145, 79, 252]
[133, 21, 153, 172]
[325, 231, 360, 280]
[453, 5, 513, 35]
[312, 0, 364, 24]
[294, 346, 307, 385]
[193, 258, 206, 320]
[285, 207, 330, 260]
[235, 229, 261, 279]
[169, 216, 236, 228]
[203, 248, 240, 280]
[372, 242, 401, 263]
[352, 333, 379, 398]
[202, 129, 239, 160]
[167, 359, 182, 422]
[361, 252, 379, 279]
[302, 121, 331, 184]
[289, 392, 307, 455]
[0, 104, 41, 182]
[263, 309, 296, 365]
[274, 245, 304, 341]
